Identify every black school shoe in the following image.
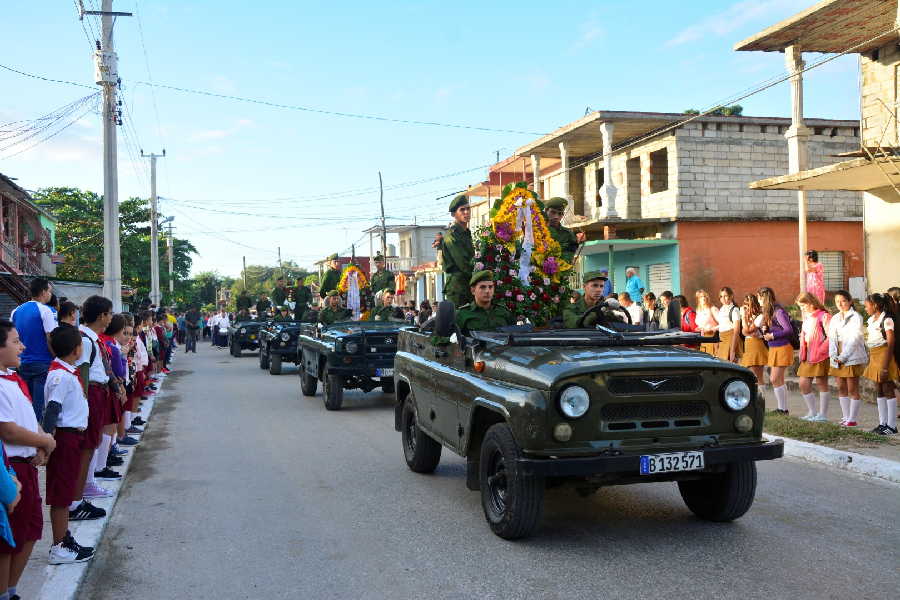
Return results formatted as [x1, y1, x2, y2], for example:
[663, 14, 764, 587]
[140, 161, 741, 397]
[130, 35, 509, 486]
[93, 467, 122, 480]
[132, 416, 146, 426]
[107, 455, 124, 467]
[69, 500, 106, 521]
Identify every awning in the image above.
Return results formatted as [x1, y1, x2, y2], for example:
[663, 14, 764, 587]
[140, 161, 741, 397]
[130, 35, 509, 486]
[581, 239, 678, 255]
[747, 157, 900, 202]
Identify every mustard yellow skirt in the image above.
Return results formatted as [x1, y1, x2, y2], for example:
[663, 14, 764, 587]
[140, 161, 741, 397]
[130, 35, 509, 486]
[715, 330, 742, 361]
[741, 337, 768, 367]
[700, 342, 718, 356]
[767, 344, 794, 367]
[797, 359, 829, 377]
[862, 345, 899, 382]
[830, 363, 866, 378]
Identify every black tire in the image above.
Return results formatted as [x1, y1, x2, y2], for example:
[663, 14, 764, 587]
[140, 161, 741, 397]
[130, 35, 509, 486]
[381, 377, 395, 394]
[269, 353, 282, 375]
[479, 423, 544, 540]
[323, 368, 344, 411]
[401, 398, 441, 473]
[230, 340, 241, 357]
[259, 345, 270, 370]
[678, 461, 757, 522]
[299, 362, 317, 396]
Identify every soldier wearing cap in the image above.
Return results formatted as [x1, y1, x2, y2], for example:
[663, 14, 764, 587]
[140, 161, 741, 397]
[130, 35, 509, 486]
[318, 290, 351, 325]
[367, 289, 403, 322]
[441, 194, 474, 308]
[370, 252, 395, 295]
[235, 289, 252, 315]
[455, 270, 514, 335]
[271, 276, 289, 308]
[563, 270, 608, 328]
[319, 254, 342, 298]
[292, 277, 313, 321]
[274, 306, 293, 322]
[544, 197, 585, 264]
[255, 293, 272, 319]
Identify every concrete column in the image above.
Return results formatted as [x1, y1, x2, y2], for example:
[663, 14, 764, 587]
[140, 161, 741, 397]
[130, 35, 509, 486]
[417, 275, 426, 305]
[785, 44, 811, 293]
[599, 122, 619, 219]
[530, 154, 541, 195]
[559, 141, 572, 222]
[435, 272, 444, 302]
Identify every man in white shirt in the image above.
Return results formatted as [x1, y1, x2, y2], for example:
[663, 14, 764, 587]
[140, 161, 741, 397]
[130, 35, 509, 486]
[618, 292, 643, 325]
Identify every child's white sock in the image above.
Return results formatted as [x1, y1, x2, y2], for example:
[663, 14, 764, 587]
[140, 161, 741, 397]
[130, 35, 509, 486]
[886, 396, 897, 429]
[802, 393, 816, 417]
[773, 385, 788, 411]
[848, 398, 862, 423]
[876, 397, 887, 425]
[839, 396, 850, 421]
[817, 391, 830, 418]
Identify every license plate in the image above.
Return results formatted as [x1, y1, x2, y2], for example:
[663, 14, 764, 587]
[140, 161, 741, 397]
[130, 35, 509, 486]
[249, 334, 256, 340]
[375, 368, 393, 377]
[640, 451, 704, 475]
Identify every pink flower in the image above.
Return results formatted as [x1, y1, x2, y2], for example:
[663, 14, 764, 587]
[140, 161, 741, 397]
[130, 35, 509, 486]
[474, 251, 482, 258]
[495, 223, 513, 242]
[516, 294, 525, 302]
[505, 290, 512, 297]
[543, 277, 551, 286]
[474, 261, 484, 271]
[553, 296, 560, 303]
[529, 293, 536, 301]
[542, 257, 559, 275]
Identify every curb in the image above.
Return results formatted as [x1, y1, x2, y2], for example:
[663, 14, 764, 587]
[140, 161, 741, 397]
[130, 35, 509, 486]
[763, 432, 900, 485]
[33, 373, 167, 600]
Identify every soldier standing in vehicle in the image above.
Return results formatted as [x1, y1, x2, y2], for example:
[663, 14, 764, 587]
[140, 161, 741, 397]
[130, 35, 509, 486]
[255, 293, 272, 319]
[440, 194, 474, 308]
[563, 271, 609, 328]
[293, 277, 312, 321]
[318, 291, 352, 325]
[274, 306, 293, 322]
[319, 254, 342, 299]
[455, 271, 514, 335]
[271, 277, 289, 309]
[235, 289, 252, 317]
[368, 290, 403, 322]
[544, 197, 585, 264]
[370, 253, 395, 295]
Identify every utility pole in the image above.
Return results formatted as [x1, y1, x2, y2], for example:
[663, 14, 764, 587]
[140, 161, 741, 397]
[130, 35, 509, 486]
[86, 0, 131, 311]
[277, 247, 283, 278]
[166, 221, 175, 298]
[378, 171, 387, 259]
[141, 149, 165, 306]
[242, 255, 247, 290]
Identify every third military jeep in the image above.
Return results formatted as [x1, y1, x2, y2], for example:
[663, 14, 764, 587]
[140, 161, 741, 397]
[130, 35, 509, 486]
[258, 320, 303, 375]
[227, 320, 263, 357]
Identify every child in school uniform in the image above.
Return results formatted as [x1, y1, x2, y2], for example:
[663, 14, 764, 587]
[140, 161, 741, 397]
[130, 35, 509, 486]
[0, 319, 57, 598]
[43, 326, 95, 564]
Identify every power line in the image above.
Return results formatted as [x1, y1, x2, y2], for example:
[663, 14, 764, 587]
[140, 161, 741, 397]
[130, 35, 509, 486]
[0, 63, 95, 90]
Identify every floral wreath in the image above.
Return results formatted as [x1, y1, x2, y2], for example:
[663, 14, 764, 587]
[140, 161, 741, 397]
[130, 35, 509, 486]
[337, 264, 369, 292]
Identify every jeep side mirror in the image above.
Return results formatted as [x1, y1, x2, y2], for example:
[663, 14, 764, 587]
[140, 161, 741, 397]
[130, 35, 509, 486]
[434, 300, 456, 339]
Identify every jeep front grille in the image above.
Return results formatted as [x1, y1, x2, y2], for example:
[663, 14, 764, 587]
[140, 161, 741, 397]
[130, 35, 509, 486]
[601, 400, 707, 421]
[607, 374, 703, 395]
[364, 335, 397, 354]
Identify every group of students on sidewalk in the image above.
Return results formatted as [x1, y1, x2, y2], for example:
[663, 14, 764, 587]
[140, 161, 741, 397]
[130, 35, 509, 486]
[0, 278, 177, 600]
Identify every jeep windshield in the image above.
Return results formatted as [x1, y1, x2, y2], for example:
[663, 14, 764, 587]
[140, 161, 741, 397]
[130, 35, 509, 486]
[470, 327, 717, 348]
[324, 321, 409, 333]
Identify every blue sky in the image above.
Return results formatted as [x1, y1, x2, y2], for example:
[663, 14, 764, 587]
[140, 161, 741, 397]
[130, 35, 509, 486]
[1, 0, 860, 277]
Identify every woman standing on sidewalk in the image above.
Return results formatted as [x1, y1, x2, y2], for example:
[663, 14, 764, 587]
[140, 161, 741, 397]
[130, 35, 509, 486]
[828, 290, 868, 427]
[796, 292, 832, 421]
[695, 290, 719, 356]
[805, 250, 826, 304]
[862, 293, 898, 435]
[741, 295, 768, 404]
[757, 287, 793, 414]
[716, 287, 742, 363]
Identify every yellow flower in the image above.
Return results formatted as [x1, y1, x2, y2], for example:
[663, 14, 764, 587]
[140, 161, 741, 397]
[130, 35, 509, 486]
[337, 264, 369, 292]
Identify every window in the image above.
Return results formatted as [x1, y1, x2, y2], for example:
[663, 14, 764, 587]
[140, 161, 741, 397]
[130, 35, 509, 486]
[648, 263, 672, 297]
[819, 251, 845, 291]
[649, 148, 669, 193]
[595, 166, 605, 207]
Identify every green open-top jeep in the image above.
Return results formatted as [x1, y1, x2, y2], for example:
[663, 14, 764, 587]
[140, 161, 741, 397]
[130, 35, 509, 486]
[393, 302, 783, 539]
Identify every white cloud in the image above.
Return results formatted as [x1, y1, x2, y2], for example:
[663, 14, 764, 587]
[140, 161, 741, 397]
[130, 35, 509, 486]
[665, 0, 810, 47]
[572, 21, 604, 51]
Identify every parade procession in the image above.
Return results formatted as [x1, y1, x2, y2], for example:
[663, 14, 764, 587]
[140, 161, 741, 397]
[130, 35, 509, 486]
[1, 0, 899, 598]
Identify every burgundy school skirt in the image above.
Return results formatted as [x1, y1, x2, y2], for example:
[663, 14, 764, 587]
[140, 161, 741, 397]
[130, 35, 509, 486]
[46, 429, 85, 507]
[0, 460, 42, 551]
[108, 385, 123, 425]
[127, 371, 144, 412]
[84, 384, 110, 449]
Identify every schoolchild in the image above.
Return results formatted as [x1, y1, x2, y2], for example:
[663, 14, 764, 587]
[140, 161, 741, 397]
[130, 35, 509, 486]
[756, 287, 794, 414]
[862, 293, 898, 434]
[57, 301, 78, 327]
[43, 326, 94, 564]
[716, 287, 743, 363]
[828, 290, 867, 427]
[740, 294, 768, 406]
[795, 292, 831, 421]
[0, 320, 57, 594]
[694, 290, 719, 356]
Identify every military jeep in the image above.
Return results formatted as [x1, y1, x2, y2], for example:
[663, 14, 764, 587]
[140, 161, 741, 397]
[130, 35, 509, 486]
[227, 320, 263, 357]
[258, 321, 303, 375]
[393, 302, 783, 539]
[297, 320, 411, 411]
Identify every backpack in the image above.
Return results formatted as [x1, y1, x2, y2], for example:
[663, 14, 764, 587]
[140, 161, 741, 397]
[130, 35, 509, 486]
[879, 315, 900, 368]
[789, 319, 802, 350]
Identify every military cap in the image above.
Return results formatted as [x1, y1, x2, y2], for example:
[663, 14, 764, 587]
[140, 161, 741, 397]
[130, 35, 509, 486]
[545, 197, 568, 211]
[327, 253, 338, 261]
[448, 194, 469, 214]
[325, 290, 340, 297]
[374, 252, 385, 262]
[582, 270, 609, 284]
[469, 270, 494, 286]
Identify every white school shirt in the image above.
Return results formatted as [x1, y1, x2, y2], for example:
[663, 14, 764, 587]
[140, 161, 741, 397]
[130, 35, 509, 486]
[43, 358, 88, 430]
[0, 368, 39, 458]
[717, 304, 740, 332]
[866, 313, 895, 349]
[828, 310, 867, 367]
[134, 335, 149, 370]
[624, 303, 643, 325]
[78, 325, 109, 384]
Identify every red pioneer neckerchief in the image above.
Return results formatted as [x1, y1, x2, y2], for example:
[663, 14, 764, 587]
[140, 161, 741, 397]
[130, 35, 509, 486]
[0, 371, 31, 403]
[48, 360, 77, 376]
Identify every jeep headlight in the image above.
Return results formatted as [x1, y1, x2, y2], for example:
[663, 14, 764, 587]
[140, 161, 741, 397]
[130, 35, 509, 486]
[240, 327, 247, 334]
[344, 341, 359, 354]
[723, 379, 751, 411]
[281, 332, 290, 342]
[559, 385, 590, 419]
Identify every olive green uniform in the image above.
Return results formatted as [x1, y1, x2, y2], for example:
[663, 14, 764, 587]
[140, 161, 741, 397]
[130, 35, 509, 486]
[274, 313, 293, 322]
[255, 299, 272, 317]
[293, 285, 313, 321]
[562, 295, 602, 328]
[370, 269, 395, 295]
[455, 302, 513, 335]
[318, 306, 352, 325]
[235, 293, 252, 313]
[548, 223, 579, 264]
[271, 286, 288, 308]
[367, 304, 402, 322]
[442, 223, 474, 308]
[320, 268, 341, 297]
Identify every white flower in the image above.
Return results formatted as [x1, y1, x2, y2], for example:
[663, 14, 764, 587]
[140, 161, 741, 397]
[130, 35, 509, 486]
[508, 269, 516, 276]
[474, 251, 481, 259]
[543, 278, 550, 286]
[474, 262, 484, 271]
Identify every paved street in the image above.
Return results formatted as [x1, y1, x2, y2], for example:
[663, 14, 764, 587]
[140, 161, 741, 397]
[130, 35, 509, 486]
[80, 344, 899, 600]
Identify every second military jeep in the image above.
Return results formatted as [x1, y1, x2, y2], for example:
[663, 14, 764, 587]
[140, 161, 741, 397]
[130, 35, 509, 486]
[393, 302, 783, 539]
[258, 320, 303, 375]
[297, 320, 411, 411]
[227, 320, 263, 357]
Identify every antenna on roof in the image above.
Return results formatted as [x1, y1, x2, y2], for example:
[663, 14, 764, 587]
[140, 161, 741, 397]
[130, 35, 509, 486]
[584, 106, 593, 115]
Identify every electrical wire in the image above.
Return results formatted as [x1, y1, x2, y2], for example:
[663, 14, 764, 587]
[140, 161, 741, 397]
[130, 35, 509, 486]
[0, 94, 99, 159]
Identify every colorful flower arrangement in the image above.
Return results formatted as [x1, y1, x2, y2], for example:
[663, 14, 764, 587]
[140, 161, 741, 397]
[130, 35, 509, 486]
[474, 182, 573, 326]
[337, 264, 369, 293]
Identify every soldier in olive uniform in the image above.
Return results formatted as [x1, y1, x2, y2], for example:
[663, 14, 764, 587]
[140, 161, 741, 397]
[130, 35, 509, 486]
[293, 278, 313, 321]
[544, 197, 585, 265]
[319, 254, 342, 298]
[441, 194, 474, 308]
[255, 293, 272, 319]
[318, 290, 352, 325]
[271, 277, 289, 308]
[370, 253, 395, 295]
[563, 271, 608, 328]
[235, 289, 252, 315]
[455, 271, 514, 335]
[367, 290, 403, 322]
[274, 306, 293, 322]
